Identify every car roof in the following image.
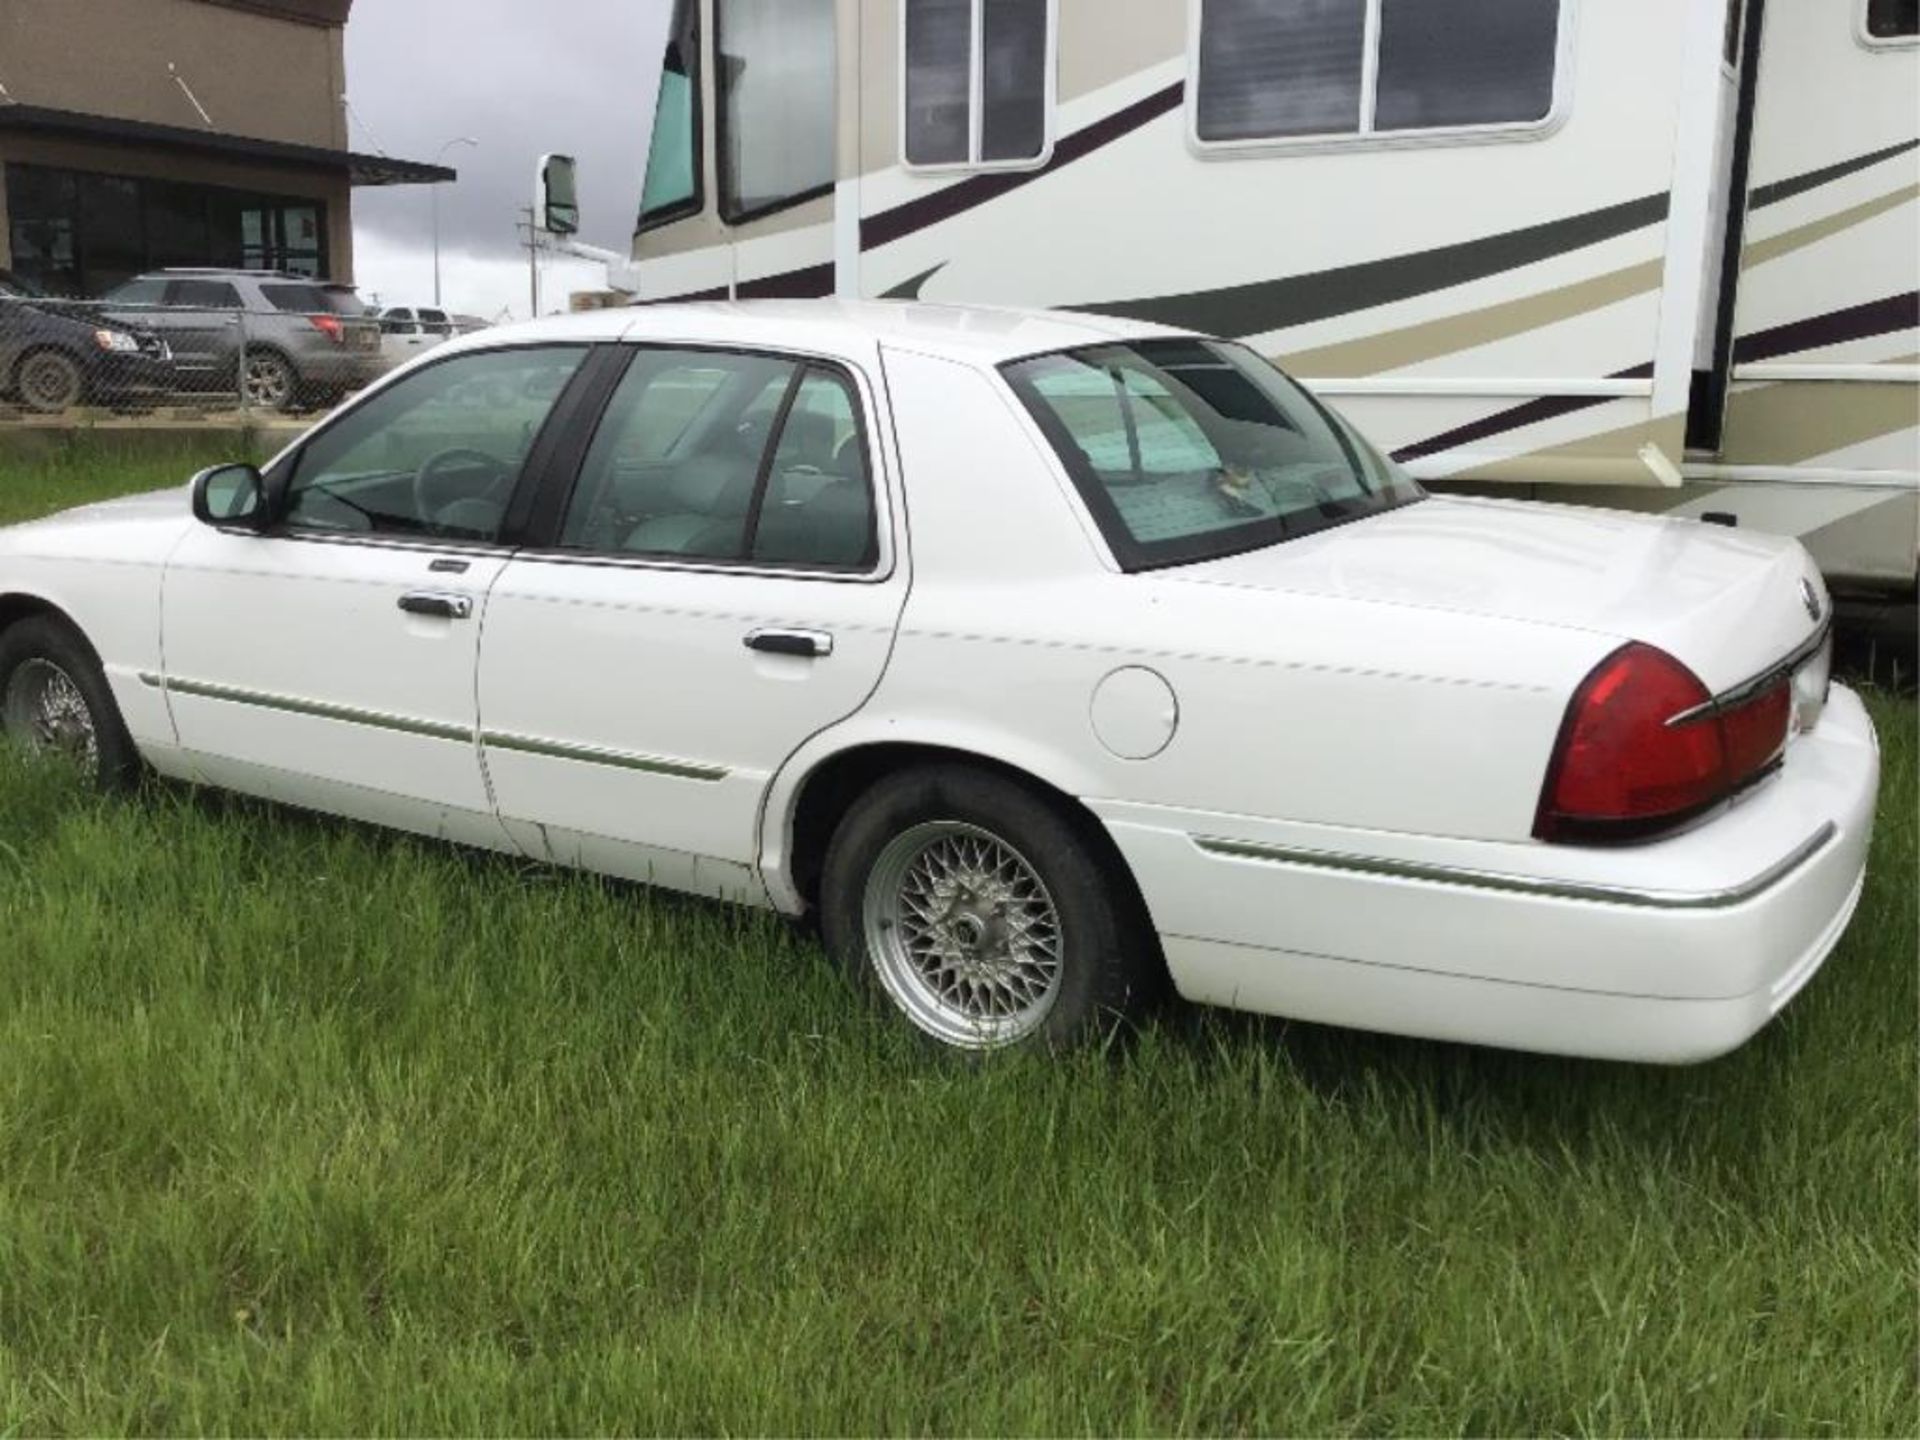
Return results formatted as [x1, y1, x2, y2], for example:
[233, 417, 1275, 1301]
[448, 298, 1198, 369]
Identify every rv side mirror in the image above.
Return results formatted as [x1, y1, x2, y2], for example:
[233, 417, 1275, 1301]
[538, 153, 580, 237]
[191, 463, 269, 531]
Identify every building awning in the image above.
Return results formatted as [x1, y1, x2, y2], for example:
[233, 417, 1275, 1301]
[0, 104, 455, 186]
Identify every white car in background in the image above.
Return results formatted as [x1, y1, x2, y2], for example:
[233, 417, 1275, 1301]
[375, 305, 458, 372]
[0, 302, 1879, 1063]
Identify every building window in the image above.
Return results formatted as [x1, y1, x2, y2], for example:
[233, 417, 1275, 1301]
[640, 0, 705, 229]
[903, 0, 1054, 169]
[716, 0, 837, 223]
[4, 163, 329, 296]
[1865, 0, 1918, 41]
[1194, 0, 1563, 147]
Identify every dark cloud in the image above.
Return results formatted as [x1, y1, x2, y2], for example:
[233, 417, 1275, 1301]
[345, 0, 672, 263]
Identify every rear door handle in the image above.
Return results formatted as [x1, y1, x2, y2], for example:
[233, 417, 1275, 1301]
[744, 627, 833, 658]
[398, 591, 473, 620]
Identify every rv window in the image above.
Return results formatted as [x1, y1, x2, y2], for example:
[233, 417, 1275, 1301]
[1374, 0, 1559, 131]
[1196, 0, 1563, 145]
[717, 0, 837, 223]
[981, 0, 1050, 161]
[1866, 0, 1918, 39]
[640, 0, 703, 230]
[903, 0, 1054, 168]
[1196, 0, 1366, 141]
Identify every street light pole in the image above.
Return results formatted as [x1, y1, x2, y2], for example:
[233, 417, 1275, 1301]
[431, 136, 479, 308]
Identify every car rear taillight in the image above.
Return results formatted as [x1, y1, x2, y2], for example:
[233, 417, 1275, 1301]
[307, 314, 345, 344]
[1534, 643, 1792, 844]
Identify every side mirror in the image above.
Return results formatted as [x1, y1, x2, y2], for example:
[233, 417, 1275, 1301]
[191, 463, 269, 531]
[537, 152, 580, 237]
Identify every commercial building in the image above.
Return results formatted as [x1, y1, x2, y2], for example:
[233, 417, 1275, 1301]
[0, 0, 450, 295]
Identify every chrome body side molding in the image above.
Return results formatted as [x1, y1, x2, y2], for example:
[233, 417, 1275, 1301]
[1192, 822, 1839, 911]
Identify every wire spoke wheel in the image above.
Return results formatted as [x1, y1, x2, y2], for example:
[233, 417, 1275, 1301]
[863, 820, 1065, 1048]
[2, 657, 99, 771]
[242, 353, 294, 410]
[18, 352, 82, 414]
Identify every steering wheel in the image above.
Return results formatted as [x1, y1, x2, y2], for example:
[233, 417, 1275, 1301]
[412, 447, 513, 527]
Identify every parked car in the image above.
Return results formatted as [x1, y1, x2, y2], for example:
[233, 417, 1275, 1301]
[0, 269, 174, 414]
[98, 269, 383, 412]
[0, 302, 1879, 1064]
[374, 304, 457, 374]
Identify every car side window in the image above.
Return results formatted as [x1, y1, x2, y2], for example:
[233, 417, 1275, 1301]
[557, 348, 876, 570]
[105, 278, 167, 306]
[281, 346, 588, 543]
[751, 369, 875, 568]
[166, 280, 242, 308]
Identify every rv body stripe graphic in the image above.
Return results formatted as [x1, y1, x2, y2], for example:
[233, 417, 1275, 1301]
[1750, 137, 1919, 209]
[1083, 193, 1672, 338]
[1733, 291, 1920, 365]
[1391, 364, 1655, 465]
[1390, 292, 1918, 464]
[736, 263, 836, 300]
[1068, 139, 1909, 351]
[859, 82, 1186, 253]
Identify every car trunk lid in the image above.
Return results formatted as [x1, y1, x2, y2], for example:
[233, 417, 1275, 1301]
[1158, 495, 1828, 695]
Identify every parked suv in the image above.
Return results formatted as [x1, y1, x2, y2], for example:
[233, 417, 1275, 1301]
[0, 269, 175, 414]
[100, 269, 383, 412]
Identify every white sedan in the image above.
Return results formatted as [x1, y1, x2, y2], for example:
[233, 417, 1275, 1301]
[0, 302, 1879, 1062]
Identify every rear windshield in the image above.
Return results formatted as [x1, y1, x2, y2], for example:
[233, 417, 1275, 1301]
[262, 283, 367, 316]
[1002, 339, 1423, 571]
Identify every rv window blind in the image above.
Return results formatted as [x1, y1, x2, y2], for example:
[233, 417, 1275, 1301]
[904, 0, 1052, 168]
[716, 0, 837, 222]
[1374, 0, 1559, 131]
[1195, 0, 1562, 144]
[905, 0, 973, 165]
[981, 0, 1048, 161]
[1196, 0, 1366, 142]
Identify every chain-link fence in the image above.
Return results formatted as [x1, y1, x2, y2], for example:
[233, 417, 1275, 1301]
[0, 285, 459, 430]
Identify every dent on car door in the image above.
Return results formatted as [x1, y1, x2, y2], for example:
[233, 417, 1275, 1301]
[477, 344, 905, 899]
[158, 343, 596, 843]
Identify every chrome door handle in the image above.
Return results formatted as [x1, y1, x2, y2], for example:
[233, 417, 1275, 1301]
[398, 591, 473, 620]
[744, 627, 833, 658]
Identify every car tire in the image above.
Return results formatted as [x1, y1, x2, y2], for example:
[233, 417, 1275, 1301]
[239, 350, 297, 413]
[820, 764, 1160, 1052]
[14, 348, 85, 415]
[0, 616, 142, 791]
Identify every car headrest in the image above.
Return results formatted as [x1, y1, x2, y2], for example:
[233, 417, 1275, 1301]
[779, 409, 837, 471]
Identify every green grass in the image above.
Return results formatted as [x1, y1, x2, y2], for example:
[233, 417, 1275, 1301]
[0, 446, 1914, 1434]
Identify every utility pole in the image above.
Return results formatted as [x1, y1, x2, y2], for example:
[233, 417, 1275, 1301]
[516, 206, 543, 318]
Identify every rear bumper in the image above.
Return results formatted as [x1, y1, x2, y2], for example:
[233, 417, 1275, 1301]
[288, 349, 381, 387]
[1096, 685, 1880, 1063]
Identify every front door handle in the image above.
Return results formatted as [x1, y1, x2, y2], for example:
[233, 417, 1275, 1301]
[744, 627, 833, 658]
[398, 591, 473, 621]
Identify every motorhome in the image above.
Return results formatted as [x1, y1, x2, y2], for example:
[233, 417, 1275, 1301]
[551, 0, 1919, 599]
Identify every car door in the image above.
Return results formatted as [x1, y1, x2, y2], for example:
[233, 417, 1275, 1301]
[160, 342, 596, 845]
[477, 341, 907, 900]
[159, 277, 244, 379]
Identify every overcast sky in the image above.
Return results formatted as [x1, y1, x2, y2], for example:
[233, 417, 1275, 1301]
[343, 0, 673, 320]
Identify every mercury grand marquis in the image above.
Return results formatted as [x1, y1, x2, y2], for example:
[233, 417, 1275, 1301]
[0, 302, 1879, 1061]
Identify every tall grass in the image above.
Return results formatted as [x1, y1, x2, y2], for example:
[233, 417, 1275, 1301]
[0, 445, 1913, 1433]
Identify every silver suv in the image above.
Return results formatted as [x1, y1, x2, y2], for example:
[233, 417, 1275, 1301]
[100, 269, 384, 412]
